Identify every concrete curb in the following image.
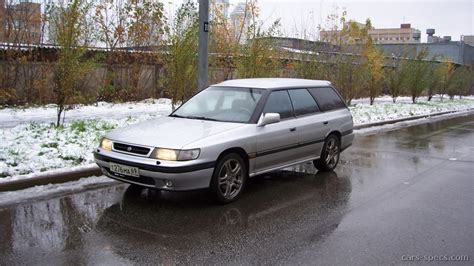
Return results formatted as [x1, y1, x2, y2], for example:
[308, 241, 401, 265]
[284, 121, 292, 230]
[0, 166, 101, 192]
[353, 109, 473, 130]
[1, 108, 473, 192]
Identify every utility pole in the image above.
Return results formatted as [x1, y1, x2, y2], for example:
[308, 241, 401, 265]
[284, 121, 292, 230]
[197, 0, 209, 92]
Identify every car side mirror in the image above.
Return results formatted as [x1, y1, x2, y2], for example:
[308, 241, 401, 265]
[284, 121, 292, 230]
[257, 113, 281, 127]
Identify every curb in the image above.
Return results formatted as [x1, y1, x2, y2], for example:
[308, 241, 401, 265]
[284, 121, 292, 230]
[353, 109, 473, 130]
[1, 108, 473, 192]
[0, 165, 101, 192]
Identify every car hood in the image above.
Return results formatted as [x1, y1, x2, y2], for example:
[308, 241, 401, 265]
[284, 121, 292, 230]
[106, 116, 245, 149]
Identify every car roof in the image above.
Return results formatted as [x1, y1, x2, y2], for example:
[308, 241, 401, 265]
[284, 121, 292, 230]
[212, 78, 331, 90]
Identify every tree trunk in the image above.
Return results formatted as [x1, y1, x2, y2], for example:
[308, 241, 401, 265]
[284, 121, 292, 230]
[56, 105, 64, 127]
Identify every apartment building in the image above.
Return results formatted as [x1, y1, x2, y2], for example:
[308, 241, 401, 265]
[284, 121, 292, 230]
[320, 22, 421, 45]
[0, 0, 42, 44]
[369, 24, 421, 44]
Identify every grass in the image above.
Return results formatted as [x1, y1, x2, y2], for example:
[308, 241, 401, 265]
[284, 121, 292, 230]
[71, 121, 87, 133]
[41, 142, 59, 149]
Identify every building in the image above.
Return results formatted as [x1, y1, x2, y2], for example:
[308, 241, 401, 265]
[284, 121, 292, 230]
[230, 2, 251, 43]
[320, 22, 421, 45]
[462, 35, 474, 47]
[0, 0, 42, 44]
[369, 24, 421, 44]
[319, 20, 369, 45]
[377, 28, 474, 69]
[258, 36, 340, 53]
[211, 0, 230, 20]
[0, 0, 5, 41]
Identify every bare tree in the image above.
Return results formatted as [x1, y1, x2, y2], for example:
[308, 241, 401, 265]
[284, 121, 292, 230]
[50, 0, 95, 126]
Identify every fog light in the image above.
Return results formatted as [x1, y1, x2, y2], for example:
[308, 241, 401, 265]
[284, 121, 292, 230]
[164, 180, 173, 187]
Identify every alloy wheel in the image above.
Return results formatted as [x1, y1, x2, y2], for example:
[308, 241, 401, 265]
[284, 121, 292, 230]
[324, 137, 340, 169]
[217, 159, 244, 200]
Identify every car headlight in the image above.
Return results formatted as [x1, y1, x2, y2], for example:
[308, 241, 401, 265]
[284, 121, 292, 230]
[150, 148, 200, 161]
[100, 138, 113, 151]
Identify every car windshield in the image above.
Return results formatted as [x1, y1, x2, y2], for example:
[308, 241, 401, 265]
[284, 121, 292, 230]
[171, 86, 264, 123]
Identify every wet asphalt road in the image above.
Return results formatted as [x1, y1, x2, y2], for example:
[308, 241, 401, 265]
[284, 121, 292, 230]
[0, 115, 473, 265]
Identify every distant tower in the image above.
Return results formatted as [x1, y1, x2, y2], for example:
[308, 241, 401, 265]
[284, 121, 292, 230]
[214, 0, 229, 19]
[230, 2, 251, 42]
[426, 28, 435, 43]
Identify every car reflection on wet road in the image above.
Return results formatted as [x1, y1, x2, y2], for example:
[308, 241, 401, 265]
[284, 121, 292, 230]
[0, 114, 473, 265]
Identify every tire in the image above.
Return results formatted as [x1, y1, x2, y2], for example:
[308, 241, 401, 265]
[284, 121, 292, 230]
[210, 153, 248, 204]
[314, 134, 341, 172]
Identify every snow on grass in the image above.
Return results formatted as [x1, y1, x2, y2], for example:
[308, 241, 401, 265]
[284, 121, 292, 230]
[0, 114, 163, 178]
[0, 96, 473, 180]
[349, 97, 474, 125]
[0, 98, 173, 128]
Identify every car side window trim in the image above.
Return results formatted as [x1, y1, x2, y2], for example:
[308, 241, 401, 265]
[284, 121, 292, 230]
[284, 89, 297, 120]
[327, 86, 348, 109]
[260, 89, 296, 121]
[287, 88, 321, 117]
[308, 86, 348, 112]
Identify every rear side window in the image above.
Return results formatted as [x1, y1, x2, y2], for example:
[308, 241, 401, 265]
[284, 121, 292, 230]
[262, 90, 294, 119]
[288, 89, 320, 116]
[308, 87, 346, 111]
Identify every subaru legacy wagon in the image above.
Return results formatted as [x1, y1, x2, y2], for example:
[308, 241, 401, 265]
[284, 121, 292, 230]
[94, 78, 354, 203]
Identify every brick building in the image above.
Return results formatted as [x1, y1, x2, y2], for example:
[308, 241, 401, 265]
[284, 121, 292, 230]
[0, 0, 42, 44]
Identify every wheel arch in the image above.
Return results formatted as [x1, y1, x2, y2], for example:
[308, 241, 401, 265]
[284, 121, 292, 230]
[326, 130, 341, 141]
[216, 147, 250, 174]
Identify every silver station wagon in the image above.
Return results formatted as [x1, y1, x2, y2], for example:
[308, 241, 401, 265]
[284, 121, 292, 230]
[94, 78, 354, 203]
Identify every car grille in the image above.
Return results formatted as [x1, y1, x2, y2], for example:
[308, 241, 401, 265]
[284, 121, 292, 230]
[113, 142, 150, 155]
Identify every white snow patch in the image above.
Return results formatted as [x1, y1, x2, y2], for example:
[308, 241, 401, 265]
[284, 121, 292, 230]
[0, 98, 173, 128]
[349, 97, 474, 125]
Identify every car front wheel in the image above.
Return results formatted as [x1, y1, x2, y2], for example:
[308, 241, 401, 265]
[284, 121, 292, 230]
[314, 134, 341, 171]
[211, 153, 247, 204]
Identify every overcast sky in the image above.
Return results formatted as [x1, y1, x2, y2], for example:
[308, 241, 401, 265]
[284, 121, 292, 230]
[223, 0, 473, 42]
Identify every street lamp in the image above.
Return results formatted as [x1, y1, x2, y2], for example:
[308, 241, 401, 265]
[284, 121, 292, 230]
[197, 0, 209, 92]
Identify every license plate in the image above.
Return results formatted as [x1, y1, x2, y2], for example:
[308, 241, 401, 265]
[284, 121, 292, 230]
[109, 162, 140, 177]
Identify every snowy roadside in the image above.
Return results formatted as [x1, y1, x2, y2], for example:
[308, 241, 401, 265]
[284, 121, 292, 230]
[1, 96, 474, 182]
[0, 98, 173, 128]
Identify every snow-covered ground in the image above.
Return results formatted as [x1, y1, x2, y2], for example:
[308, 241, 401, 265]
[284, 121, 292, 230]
[0, 98, 173, 128]
[351, 95, 474, 125]
[1, 96, 473, 181]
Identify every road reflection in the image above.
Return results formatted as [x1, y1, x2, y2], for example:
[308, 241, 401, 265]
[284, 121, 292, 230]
[0, 186, 126, 263]
[0, 163, 352, 264]
[96, 165, 352, 264]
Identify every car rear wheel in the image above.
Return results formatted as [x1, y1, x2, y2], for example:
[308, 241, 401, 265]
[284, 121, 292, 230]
[314, 134, 341, 171]
[211, 153, 247, 204]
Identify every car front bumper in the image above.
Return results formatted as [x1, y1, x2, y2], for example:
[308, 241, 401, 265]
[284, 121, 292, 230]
[94, 149, 215, 191]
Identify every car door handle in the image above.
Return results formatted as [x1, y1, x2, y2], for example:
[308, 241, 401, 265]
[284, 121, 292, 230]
[290, 127, 296, 132]
[323, 121, 329, 125]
